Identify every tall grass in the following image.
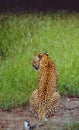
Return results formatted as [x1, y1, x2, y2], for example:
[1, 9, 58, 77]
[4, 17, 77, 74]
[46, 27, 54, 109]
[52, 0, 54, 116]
[0, 11, 79, 109]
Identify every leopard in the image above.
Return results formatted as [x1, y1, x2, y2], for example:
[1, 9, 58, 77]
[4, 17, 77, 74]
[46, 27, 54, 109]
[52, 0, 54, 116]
[30, 53, 60, 120]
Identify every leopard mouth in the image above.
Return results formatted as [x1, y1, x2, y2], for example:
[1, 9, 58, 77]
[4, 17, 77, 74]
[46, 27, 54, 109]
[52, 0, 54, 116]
[32, 64, 39, 70]
[34, 66, 39, 70]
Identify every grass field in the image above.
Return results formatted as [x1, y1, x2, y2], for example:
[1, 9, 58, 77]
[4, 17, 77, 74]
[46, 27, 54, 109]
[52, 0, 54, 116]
[0, 11, 79, 109]
[65, 122, 79, 130]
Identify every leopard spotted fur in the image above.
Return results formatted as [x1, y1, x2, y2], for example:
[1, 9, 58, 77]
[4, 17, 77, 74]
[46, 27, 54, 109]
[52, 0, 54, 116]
[30, 53, 60, 120]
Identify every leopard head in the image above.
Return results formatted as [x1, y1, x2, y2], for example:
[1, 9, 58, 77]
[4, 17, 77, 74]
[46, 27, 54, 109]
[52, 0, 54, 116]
[32, 52, 49, 70]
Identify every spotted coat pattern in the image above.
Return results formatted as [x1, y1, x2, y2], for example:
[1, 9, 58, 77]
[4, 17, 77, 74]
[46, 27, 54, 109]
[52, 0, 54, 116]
[30, 53, 60, 120]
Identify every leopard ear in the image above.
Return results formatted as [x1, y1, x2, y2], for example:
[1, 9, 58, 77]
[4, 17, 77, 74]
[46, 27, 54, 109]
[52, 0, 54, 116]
[44, 52, 49, 56]
[38, 54, 42, 60]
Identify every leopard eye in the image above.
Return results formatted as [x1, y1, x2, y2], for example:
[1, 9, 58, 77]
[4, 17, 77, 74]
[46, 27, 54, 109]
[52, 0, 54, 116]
[38, 54, 42, 60]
